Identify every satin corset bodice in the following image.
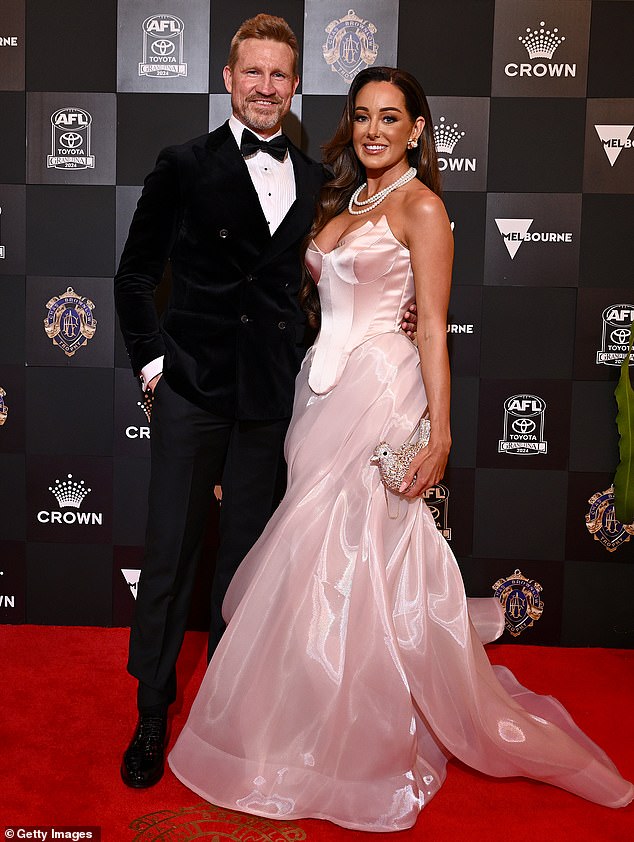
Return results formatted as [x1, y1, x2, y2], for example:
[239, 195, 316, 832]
[305, 215, 414, 394]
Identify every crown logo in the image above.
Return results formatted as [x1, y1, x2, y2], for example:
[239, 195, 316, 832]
[49, 474, 91, 509]
[433, 117, 465, 154]
[137, 389, 154, 422]
[519, 21, 565, 59]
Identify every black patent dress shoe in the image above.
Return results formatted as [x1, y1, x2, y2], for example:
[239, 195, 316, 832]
[121, 713, 168, 788]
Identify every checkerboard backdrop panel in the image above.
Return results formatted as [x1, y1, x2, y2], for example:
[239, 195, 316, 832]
[1, 0, 632, 645]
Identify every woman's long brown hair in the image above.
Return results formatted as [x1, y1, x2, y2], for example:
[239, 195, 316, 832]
[300, 66, 442, 329]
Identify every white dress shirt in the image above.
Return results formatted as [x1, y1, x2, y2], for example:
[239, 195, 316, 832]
[141, 115, 297, 391]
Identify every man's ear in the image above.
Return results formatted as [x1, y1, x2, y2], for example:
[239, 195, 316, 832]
[223, 65, 233, 94]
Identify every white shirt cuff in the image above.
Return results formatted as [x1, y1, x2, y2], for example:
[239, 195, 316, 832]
[140, 356, 164, 391]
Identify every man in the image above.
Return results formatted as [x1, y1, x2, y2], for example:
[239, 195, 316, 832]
[115, 13, 415, 789]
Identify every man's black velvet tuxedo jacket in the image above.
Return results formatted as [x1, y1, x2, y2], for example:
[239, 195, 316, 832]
[114, 122, 325, 419]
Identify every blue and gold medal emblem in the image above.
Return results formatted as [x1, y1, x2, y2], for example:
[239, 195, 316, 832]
[493, 568, 544, 637]
[322, 9, 379, 83]
[585, 486, 634, 552]
[44, 286, 97, 357]
[0, 387, 7, 426]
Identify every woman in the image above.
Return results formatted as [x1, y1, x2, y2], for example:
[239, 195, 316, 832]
[169, 68, 633, 831]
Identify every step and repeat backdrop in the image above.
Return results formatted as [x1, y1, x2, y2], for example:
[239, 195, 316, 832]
[1, 0, 633, 645]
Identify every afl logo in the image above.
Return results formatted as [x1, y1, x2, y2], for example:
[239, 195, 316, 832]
[322, 9, 379, 83]
[139, 14, 187, 77]
[47, 108, 95, 170]
[499, 394, 547, 455]
[422, 483, 452, 540]
[596, 304, 634, 366]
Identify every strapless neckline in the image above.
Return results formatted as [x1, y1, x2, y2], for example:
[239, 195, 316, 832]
[310, 215, 407, 256]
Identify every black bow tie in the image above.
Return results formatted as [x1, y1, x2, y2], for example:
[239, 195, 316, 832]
[240, 129, 288, 162]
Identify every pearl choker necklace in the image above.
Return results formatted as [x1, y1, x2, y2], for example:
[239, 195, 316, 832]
[348, 167, 417, 215]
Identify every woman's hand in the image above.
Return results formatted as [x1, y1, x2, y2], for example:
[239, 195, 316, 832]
[401, 303, 417, 340]
[398, 430, 451, 498]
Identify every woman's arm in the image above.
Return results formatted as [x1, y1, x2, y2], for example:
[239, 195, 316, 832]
[399, 189, 454, 497]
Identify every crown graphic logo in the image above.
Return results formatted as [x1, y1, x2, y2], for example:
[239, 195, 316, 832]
[519, 21, 565, 59]
[49, 474, 91, 509]
[433, 117, 465, 154]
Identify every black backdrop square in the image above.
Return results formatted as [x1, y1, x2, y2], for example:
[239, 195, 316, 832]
[0, 93, 26, 183]
[448, 377, 479, 469]
[579, 195, 634, 287]
[26, 185, 116, 277]
[25, 276, 115, 368]
[573, 288, 633, 381]
[25, 0, 117, 92]
[587, 1, 634, 98]
[569, 381, 620, 473]
[0, 184, 26, 275]
[447, 285, 482, 376]
[0, 454, 25, 541]
[113, 457, 150, 546]
[0, 276, 25, 365]
[26, 367, 114, 456]
[458, 557, 564, 646]
[116, 93, 211, 185]
[477, 379, 572, 471]
[26, 542, 113, 625]
[0, 365, 25, 453]
[113, 368, 151, 458]
[442, 192, 487, 286]
[562, 560, 634, 647]
[0, 541, 26, 624]
[487, 98, 586, 193]
[440, 467, 475, 558]
[26, 454, 113, 545]
[473, 468, 568, 561]
[300, 95, 346, 162]
[398, 0, 495, 96]
[480, 286, 577, 380]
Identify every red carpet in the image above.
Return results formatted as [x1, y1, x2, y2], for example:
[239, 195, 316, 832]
[1, 625, 632, 841]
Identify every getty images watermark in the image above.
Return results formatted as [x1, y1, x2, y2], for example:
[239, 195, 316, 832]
[4, 829, 100, 841]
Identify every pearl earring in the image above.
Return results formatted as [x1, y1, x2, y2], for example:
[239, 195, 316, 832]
[407, 138, 418, 149]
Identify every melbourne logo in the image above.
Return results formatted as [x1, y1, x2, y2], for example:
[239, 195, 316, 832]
[322, 9, 378, 83]
[422, 483, 452, 540]
[0, 205, 4, 259]
[126, 391, 152, 440]
[505, 19, 575, 79]
[121, 569, 141, 600]
[596, 304, 634, 366]
[44, 286, 97, 357]
[434, 116, 476, 173]
[595, 125, 633, 167]
[498, 394, 547, 455]
[139, 14, 187, 77]
[0, 387, 7, 426]
[585, 486, 634, 552]
[37, 474, 103, 526]
[493, 569, 544, 637]
[495, 218, 573, 259]
[47, 108, 95, 170]
[0, 36, 19, 47]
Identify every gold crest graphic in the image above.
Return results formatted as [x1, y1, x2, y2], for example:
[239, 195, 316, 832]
[0, 386, 7, 426]
[322, 9, 379, 83]
[493, 568, 544, 637]
[585, 485, 634, 552]
[44, 286, 97, 357]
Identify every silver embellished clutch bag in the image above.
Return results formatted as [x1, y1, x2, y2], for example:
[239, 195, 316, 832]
[371, 414, 431, 494]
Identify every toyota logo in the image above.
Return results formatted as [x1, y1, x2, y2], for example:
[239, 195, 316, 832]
[512, 418, 536, 434]
[151, 39, 176, 56]
[59, 132, 83, 148]
[611, 328, 631, 345]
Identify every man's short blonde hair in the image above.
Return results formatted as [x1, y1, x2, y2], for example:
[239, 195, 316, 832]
[227, 13, 299, 76]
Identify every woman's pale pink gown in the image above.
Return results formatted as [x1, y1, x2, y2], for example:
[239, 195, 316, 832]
[169, 216, 633, 831]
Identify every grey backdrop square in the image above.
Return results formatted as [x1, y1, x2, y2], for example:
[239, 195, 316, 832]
[484, 193, 581, 287]
[208, 93, 304, 149]
[27, 93, 116, 185]
[583, 99, 634, 194]
[117, 0, 210, 93]
[302, 0, 398, 94]
[491, 0, 590, 97]
[428, 97, 490, 192]
[26, 276, 114, 368]
[0, 0, 25, 91]
[0, 185, 25, 275]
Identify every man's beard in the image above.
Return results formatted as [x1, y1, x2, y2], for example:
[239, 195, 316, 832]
[241, 99, 285, 133]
